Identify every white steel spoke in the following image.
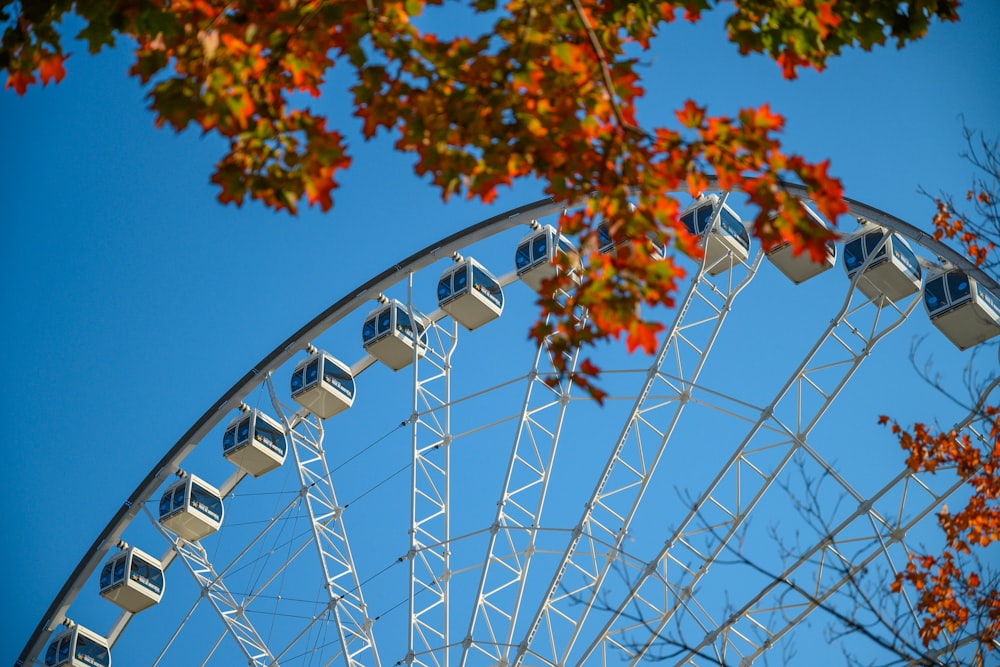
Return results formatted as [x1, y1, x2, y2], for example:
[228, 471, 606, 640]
[512, 248, 763, 667]
[266, 376, 380, 667]
[678, 392, 1000, 665]
[407, 295, 458, 667]
[460, 302, 585, 666]
[575, 267, 924, 666]
[154, 525, 278, 666]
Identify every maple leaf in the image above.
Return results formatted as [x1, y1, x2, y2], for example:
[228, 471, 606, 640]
[38, 53, 67, 85]
[6, 69, 35, 95]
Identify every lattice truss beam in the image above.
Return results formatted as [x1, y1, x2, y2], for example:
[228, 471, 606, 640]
[266, 376, 380, 667]
[568, 258, 960, 666]
[509, 247, 764, 667]
[407, 302, 458, 667]
[458, 304, 585, 666]
[668, 391, 1000, 667]
[152, 513, 278, 666]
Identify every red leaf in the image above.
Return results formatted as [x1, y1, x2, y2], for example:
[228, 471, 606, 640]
[39, 53, 67, 86]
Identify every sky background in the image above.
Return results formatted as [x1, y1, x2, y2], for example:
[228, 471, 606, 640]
[1, 3, 998, 665]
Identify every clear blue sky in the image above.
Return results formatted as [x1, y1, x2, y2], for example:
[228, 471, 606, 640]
[1, 3, 998, 665]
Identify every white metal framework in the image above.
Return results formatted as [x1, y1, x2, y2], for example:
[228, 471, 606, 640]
[18, 187, 999, 667]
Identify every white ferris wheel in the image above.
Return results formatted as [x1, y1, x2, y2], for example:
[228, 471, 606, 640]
[18, 183, 1000, 667]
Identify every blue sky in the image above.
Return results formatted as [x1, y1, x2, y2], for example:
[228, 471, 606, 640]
[2, 3, 998, 665]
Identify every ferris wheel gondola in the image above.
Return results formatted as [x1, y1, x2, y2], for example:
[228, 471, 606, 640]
[680, 194, 751, 275]
[44, 625, 110, 667]
[514, 224, 581, 292]
[923, 268, 1000, 349]
[437, 256, 504, 330]
[765, 203, 837, 284]
[98, 544, 164, 613]
[222, 408, 287, 477]
[157, 474, 224, 541]
[842, 223, 922, 301]
[362, 298, 428, 370]
[290, 350, 356, 418]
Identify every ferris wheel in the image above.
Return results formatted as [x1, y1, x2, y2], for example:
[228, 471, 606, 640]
[18, 184, 1000, 667]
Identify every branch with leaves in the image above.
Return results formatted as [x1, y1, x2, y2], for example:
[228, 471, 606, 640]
[1, 0, 963, 396]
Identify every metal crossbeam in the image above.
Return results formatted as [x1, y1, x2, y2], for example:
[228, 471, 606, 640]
[459, 301, 585, 665]
[407, 303, 458, 667]
[510, 247, 763, 667]
[267, 377, 380, 667]
[153, 522, 278, 666]
[574, 253, 924, 666]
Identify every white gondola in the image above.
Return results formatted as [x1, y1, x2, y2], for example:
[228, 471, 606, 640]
[438, 257, 504, 331]
[99, 545, 164, 613]
[598, 224, 666, 260]
[362, 299, 428, 371]
[514, 225, 581, 293]
[44, 625, 110, 667]
[158, 474, 224, 541]
[765, 203, 837, 284]
[222, 409, 287, 477]
[680, 194, 750, 276]
[842, 224, 922, 302]
[923, 268, 1000, 350]
[290, 351, 356, 418]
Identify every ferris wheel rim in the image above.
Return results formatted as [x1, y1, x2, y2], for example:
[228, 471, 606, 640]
[17, 182, 994, 667]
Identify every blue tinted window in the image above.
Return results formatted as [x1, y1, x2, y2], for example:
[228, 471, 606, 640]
[45, 639, 58, 665]
[599, 225, 613, 252]
[844, 238, 865, 272]
[532, 234, 548, 261]
[132, 555, 164, 594]
[947, 272, 970, 300]
[697, 205, 713, 233]
[680, 212, 696, 235]
[255, 421, 285, 456]
[893, 237, 920, 278]
[190, 483, 222, 522]
[515, 243, 532, 270]
[924, 277, 947, 313]
[362, 318, 377, 342]
[377, 310, 391, 334]
[865, 232, 887, 260]
[113, 557, 126, 584]
[437, 276, 452, 300]
[237, 419, 250, 444]
[472, 266, 502, 307]
[322, 359, 355, 398]
[305, 359, 319, 386]
[172, 488, 185, 512]
[290, 369, 304, 393]
[719, 208, 749, 249]
[223, 427, 236, 452]
[100, 562, 113, 589]
[58, 638, 69, 662]
[159, 491, 173, 517]
[454, 268, 468, 292]
[76, 635, 109, 667]
[397, 310, 413, 338]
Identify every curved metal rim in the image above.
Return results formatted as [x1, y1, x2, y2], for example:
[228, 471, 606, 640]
[18, 183, 997, 666]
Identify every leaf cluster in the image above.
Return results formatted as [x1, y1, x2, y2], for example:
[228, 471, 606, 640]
[881, 407, 1000, 651]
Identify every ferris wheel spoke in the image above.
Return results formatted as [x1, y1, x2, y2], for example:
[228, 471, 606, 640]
[407, 299, 459, 667]
[265, 376, 381, 667]
[574, 275, 925, 666]
[459, 302, 586, 666]
[676, 406, 999, 667]
[511, 250, 763, 667]
[153, 524, 279, 666]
